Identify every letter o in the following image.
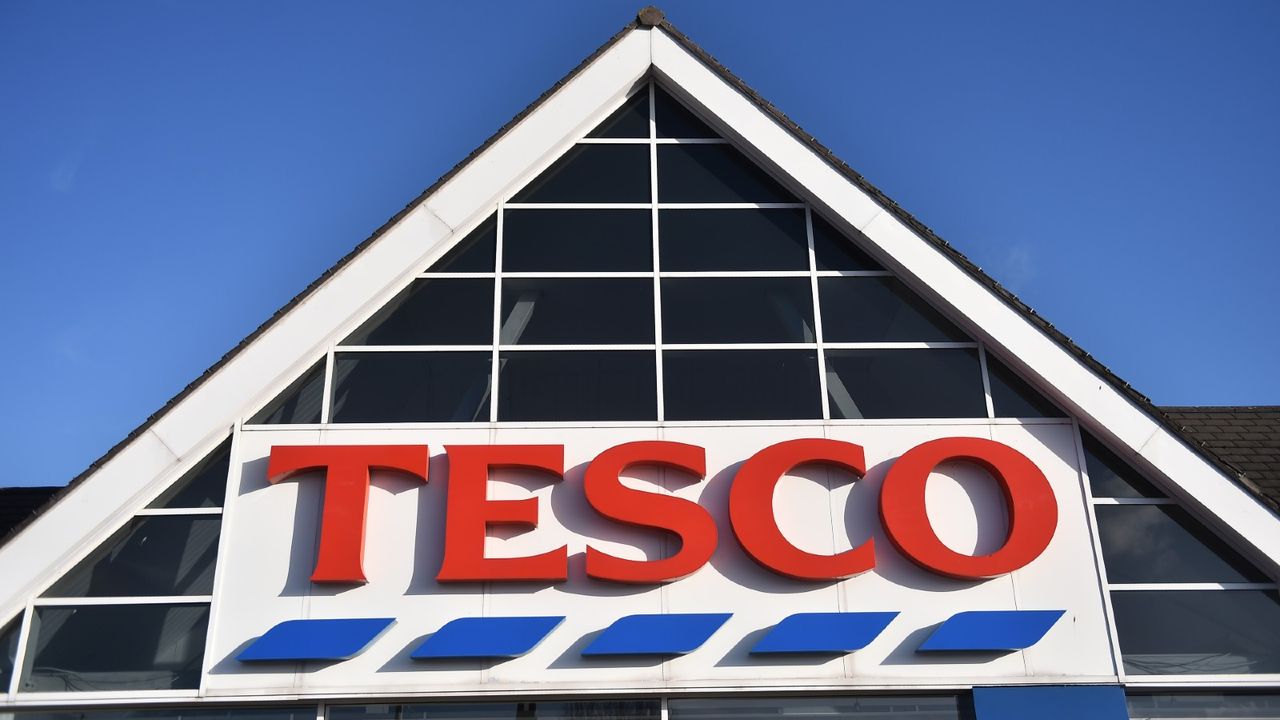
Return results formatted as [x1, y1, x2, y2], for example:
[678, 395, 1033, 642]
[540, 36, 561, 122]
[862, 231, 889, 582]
[879, 437, 1057, 579]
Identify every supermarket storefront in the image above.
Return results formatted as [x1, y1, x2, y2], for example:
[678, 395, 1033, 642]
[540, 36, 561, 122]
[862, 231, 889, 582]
[1, 8, 1277, 720]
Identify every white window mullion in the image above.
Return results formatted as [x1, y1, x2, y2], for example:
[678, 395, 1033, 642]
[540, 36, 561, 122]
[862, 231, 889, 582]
[6, 603, 33, 696]
[650, 81, 665, 423]
[806, 206, 830, 420]
[489, 203, 505, 423]
[978, 343, 995, 420]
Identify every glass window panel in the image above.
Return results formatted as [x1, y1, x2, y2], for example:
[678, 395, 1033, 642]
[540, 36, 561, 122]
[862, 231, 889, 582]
[331, 352, 490, 423]
[1, 615, 18, 694]
[503, 209, 652, 272]
[812, 214, 884, 271]
[657, 145, 796, 203]
[1127, 693, 1280, 719]
[826, 349, 987, 419]
[586, 90, 650, 139]
[20, 604, 209, 692]
[664, 350, 821, 421]
[662, 277, 814, 344]
[248, 361, 324, 425]
[1096, 505, 1268, 584]
[512, 145, 650, 203]
[429, 214, 495, 273]
[669, 695, 971, 720]
[343, 279, 494, 346]
[1082, 432, 1165, 498]
[659, 208, 808, 271]
[499, 278, 653, 345]
[1111, 590, 1280, 675]
[330, 701, 660, 720]
[819, 277, 970, 343]
[654, 85, 718, 139]
[986, 355, 1065, 418]
[42, 516, 220, 597]
[497, 351, 656, 422]
[6, 708, 316, 719]
[147, 438, 230, 508]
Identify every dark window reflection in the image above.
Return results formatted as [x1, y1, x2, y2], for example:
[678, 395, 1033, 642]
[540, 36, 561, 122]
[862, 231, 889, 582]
[662, 278, 814, 343]
[500, 278, 653, 345]
[826, 349, 987, 419]
[429, 214, 496, 273]
[1096, 505, 1268, 584]
[22, 604, 209, 692]
[1082, 432, 1165, 498]
[1112, 590, 1280, 675]
[986, 356, 1065, 418]
[503, 209, 652, 272]
[654, 85, 718, 139]
[147, 439, 230, 508]
[664, 350, 821, 420]
[812, 214, 883, 271]
[42, 516, 220, 597]
[819, 277, 970, 343]
[658, 145, 796, 203]
[248, 361, 325, 425]
[1126, 692, 1280, 718]
[331, 352, 491, 423]
[669, 696, 972, 720]
[330, 700, 661, 720]
[498, 351, 656, 421]
[343, 279, 494, 346]
[586, 91, 650, 139]
[659, 209, 808, 271]
[7, 707, 316, 719]
[512, 146, 650, 203]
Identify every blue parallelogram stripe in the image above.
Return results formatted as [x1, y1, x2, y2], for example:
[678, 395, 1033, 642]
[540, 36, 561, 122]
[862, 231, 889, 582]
[582, 613, 731, 656]
[751, 612, 898, 654]
[411, 616, 565, 659]
[238, 618, 395, 662]
[918, 610, 1065, 652]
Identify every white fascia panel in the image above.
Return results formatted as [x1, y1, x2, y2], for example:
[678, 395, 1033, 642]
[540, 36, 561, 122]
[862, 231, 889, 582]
[425, 29, 652, 229]
[650, 28, 1280, 571]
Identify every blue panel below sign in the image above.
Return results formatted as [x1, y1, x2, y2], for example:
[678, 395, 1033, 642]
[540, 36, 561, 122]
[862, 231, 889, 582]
[238, 618, 394, 662]
[411, 616, 565, 659]
[582, 613, 731, 656]
[919, 610, 1064, 652]
[751, 612, 898, 654]
[972, 685, 1128, 720]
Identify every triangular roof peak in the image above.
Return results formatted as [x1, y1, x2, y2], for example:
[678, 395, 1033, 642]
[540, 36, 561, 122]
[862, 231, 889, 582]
[1, 8, 1276, 615]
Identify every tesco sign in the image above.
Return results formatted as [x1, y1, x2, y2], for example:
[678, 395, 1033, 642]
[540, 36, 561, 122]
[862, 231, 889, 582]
[268, 437, 1059, 587]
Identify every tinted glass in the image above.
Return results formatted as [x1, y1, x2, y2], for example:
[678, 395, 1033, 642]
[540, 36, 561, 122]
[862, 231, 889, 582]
[586, 91, 650, 139]
[657, 145, 796, 203]
[812, 214, 883, 271]
[669, 697, 971, 720]
[331, 701, 660, 720]
[987, 356, 1065, 418]
[248, 361, 324, 425]
[1127, 693, 1280, 718]
[429, 214, 495, 272]
[1111, 590, 1280, 675]
[664, 350, 821, 420]
[498, 351, 656, 421]
[500, 278, 653, 345]
[819, 277, 970, 342]
[7, 708, 316, 719]
[1082, 432, 1165, 498]
[826, 349, 987, 419]
[659, 208, 808, 271]
[21, 604, 209, 691]
[662, 277, 814, 343]
[654, 85, 718, 138]
[331, 352, 490, 423]
[1096, 505, 1268, 584]
[1, 615, 18, 694]
[43, 516, 220, 597]
[343, 279, 493, 346]
[512, 145, 649, 203]
[147, 438, 230, 508]
[503, 209, 652, 271]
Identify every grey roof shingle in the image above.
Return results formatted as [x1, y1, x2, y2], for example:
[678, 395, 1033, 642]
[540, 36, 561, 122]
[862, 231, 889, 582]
[1161, 406, 1280, 508]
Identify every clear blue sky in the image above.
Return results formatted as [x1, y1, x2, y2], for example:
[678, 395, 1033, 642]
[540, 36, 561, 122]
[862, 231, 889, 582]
[2, 1, 1277, 488]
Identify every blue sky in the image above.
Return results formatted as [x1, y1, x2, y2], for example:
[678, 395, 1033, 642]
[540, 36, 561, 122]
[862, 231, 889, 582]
[1, 1, 1277, 488]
